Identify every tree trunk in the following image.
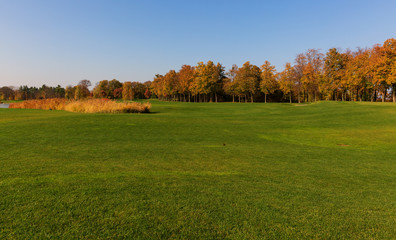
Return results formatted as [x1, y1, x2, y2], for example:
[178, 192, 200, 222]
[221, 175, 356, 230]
[251, 93, 253, 103]
[265, 93, 267, 103]
[232, 95, 235, 103]
[289, 93, 292, 103]
[215, 92, 217, 103]
[393, 90, 396, 103]
[297, 90, 300, 103]
[383, 89, 386, 102]
[393, 85, 396, 103]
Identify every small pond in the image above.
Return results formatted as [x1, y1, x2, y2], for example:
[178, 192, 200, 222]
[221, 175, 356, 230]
[0, 104, 10, 108]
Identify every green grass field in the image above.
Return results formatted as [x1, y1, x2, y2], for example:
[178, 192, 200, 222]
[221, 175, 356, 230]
[1, 101, 395, 239]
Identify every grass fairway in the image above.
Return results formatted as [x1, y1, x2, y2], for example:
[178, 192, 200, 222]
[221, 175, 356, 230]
[1, 101, 395, 239]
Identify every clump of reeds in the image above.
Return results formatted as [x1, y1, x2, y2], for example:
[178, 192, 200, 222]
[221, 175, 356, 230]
[9, 98, 67, 110]
[9, 98, 151, 113]
[64, 99, 151, 113]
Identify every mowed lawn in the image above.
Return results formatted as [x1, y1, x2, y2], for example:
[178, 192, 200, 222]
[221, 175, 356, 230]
[0, 101, 395, 239]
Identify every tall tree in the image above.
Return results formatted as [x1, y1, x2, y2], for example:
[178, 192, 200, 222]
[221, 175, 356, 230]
[93, 80, 110, 98]
[177, 65, 195, 102]
[260, 61, 278, 103]
[235, 61, 261, 103]
[324, 48, 347, 101]
[302, 49, 324, 102]
[76, 79, 91, 99]
[382, 38, 396, 102]
[193, 61, 219, 102]
[122, 81, 134, 100]
[65, 86, 75, 99]
[108, 79, 122, 99]
[278, 63, 295, 103]
[163, 70, 178, 101]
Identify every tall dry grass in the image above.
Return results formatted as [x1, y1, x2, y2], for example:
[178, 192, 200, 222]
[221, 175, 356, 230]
[9, 98, 151, 113]
[9, 98, 67, 110]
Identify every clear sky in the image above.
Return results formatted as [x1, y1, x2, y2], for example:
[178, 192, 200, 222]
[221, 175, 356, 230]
[1, 0, 395, 88]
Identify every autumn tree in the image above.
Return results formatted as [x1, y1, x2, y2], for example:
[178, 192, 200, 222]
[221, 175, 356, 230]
[0, 87, 15, 101]
[74, 79, 91, 99]
[177, 65, 195, 102]
[152, 74, 165, 100]
[225, 64, 239, 102]
[324, 48, 347, 100]
[260, 61, 278, 103]
[131, 82, 146, 99]
[144, 88, 151, 99]
[122, 82, 134, 100]
[382, 38, 396, 102]
[93, 80, 109, 98]
[278, 63, 295, 103]
[235, 62, 261, 103]
[193, 61, 220, 102]
[301, 49, 324, 102]
[163, 70, 178, 101]
[108, 79, 122, 99]
[65, 86, 74, 99]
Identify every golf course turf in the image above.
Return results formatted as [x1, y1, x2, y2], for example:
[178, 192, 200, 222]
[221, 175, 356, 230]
[0, 101, 395, 239]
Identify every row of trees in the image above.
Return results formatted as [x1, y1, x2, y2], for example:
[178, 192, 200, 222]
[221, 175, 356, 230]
[152, 38, 396, 103]
[2, 38, 395, 103]
[1, 80, 152, 101]
[0, 85, 66, 101]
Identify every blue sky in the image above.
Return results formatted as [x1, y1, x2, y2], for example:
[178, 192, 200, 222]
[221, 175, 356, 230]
[1, 0, 395, 87]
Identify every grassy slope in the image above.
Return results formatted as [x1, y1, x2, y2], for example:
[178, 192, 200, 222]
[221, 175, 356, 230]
[0, 101, 395, 239]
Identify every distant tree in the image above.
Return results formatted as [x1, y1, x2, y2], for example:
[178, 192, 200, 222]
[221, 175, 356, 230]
[93, 80, 109, 98]
[122, 82, 134, 100]
[65, 86, 75, 100]
[131, 82, 146, 99]
[75, 79, 91, 99]
[54, 85, 65, 98]
[144, 88, 151, 99]
[108, 79, 122, 99]
[0, 87, 15, 101]
[74, 85, 84, 100]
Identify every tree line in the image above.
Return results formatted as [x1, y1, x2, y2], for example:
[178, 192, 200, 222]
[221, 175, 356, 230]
[0, 80, 152, 101]
[152, 38, 396, 103]
[1, 38, 395, 103]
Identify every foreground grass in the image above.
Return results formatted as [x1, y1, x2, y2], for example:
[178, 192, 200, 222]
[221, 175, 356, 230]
[0, 101, 395, 239]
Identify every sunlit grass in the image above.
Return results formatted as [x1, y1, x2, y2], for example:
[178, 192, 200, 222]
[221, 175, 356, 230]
[0, 101, 395, 239]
